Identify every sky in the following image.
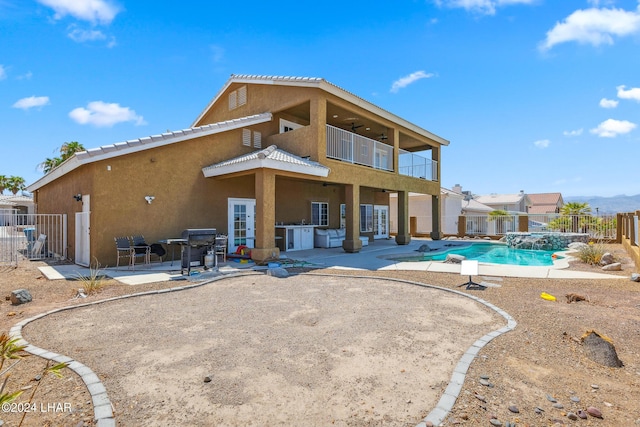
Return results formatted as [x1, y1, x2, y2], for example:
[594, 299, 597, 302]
[1, 0, 640, 197]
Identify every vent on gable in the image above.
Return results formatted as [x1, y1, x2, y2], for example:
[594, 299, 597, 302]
[229, 85, 247, 111]
[242, 129, 251, 146]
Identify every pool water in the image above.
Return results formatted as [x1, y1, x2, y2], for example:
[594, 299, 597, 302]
[411, 243, 563, 266]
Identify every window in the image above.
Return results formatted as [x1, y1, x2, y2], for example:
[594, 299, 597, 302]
[279, 119, 303, 133]
[360, 204, 373, 232]
[311, 202, 329, 226]
[340, 204, 346, 229]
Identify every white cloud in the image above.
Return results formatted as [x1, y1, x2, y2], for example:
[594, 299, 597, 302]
[590, 118, 637, 137]
[37, 0, 120, 25]
[533, 139, 550, 148]
[433, 0, 536, 15]
[390, 71, 434, 93]
[0, 65, 6, 80]
[599, 98, 618, 108]
[563, 128, 583, 137]
[12, 96, 50, 110]
[16, 71, 33, 80]
[67, 27, 106, 42]
[69, 101, 146, 127]
[539, 6, 640, 51]
[617, 84, 640, 101]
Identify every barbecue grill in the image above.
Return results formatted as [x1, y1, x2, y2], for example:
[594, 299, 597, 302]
[181, 228, 217, 274]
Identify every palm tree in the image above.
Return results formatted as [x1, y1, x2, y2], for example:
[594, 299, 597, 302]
[38, 142, 86, 174]
[560, 202, 591, 233]
[0, 175, 7, 194]
[6, 176, 25, 195]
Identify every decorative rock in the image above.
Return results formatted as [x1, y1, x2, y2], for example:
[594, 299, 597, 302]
[631, 273, 640, 282]
[586, 406, 603, 418]
[445, 253, 466, 263]
[570, 396, 580, 403]
[424, 422, 434, 427]
[10, 289, 32, 305]
[489, 419, 502, 426]
[508, 405, 519, 413]
[266, 267, 289, 278]
[546, 394, 558, 403]
[480, 379, 491, 386]
[577, 410, 588, 419]
[475, 393, 487, 402]
[602, 262, 622, 271]
[553, 403, 564, 409]
[203, 376, 212, 383]
[591, 384, 599, 389]
[567, 412, 578, 420]
[415, 244, 432, 252]
[599, 252, 614, 265]
[534, 407, 545, 414]
[480, 375, 490, 380]
[582, 330, 624, 368]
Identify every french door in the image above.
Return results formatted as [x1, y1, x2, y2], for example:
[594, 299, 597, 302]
[373, 205, 389, 239]
[227, 198, 256, 253]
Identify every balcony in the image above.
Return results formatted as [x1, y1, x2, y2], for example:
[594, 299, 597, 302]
[325, 125, 437, 180]
[399, 149, 437, 180]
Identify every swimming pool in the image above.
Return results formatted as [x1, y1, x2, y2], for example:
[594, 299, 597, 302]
[402, 242, 563, 266]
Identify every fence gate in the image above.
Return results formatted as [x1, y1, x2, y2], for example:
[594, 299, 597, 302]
[0, 209, 67, 266]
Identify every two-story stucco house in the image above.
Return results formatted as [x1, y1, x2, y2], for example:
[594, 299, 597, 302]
[26, 74, 449, 266]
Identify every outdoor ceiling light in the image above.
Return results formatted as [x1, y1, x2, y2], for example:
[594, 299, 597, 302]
[73, 194, 82, 202]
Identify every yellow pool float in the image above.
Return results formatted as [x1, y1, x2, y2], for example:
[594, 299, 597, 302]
[540, 292, 556, 301]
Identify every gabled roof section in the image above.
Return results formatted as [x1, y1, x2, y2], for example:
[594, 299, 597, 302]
[27, 113, 273, 192]
[193, 74, 449, 146]
[0, 194, 34, 206]
[527, 192, 563, 205]
[476, 193, 526, 205]
[202, 145, 330, 178]
[462, 198, 494, 213]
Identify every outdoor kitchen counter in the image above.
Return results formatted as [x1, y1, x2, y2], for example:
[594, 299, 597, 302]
[275, 225, 316, 252]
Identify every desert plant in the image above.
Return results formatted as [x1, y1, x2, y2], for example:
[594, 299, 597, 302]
[18, 361, 68, 426]
[0, 333, 28, 407]
[75, 257, 105, 295]
[576, 241, 606, 265]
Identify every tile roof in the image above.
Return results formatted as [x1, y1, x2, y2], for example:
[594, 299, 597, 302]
[193, 74, 449, 146]
[27, 113, 273, 192]
[202, 145, 330, 178]
[527, 192, 563, 204]
[475, 193, 525, 205]
[0, 194, 34, 205]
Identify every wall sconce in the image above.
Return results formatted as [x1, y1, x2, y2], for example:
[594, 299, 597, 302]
[145, 195, 155, 204]
[73, 194, 82, 202]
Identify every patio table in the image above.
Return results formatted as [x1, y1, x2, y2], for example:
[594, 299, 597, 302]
[159, 238, 187, 266]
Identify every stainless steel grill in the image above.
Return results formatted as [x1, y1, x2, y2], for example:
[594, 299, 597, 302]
[181, 228, 216, 274]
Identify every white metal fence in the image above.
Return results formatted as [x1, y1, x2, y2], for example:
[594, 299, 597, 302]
[398, 149, 437, 181]
[326, 125, 394, 171]
[463, 214, 617, 239]
[0, 209, 67, 265]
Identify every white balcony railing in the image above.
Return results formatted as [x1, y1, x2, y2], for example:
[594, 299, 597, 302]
[326, 125, 393, 171]
[398, 149, 437, 180]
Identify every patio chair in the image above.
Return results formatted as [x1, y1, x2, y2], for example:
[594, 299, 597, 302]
[114, 237, 148, 269]
[214, 234, 228, 265]
[131, 235, 152, 266]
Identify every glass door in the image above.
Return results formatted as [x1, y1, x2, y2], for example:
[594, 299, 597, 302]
[373, 205, 389, 239]
[227, 198, 256, 253]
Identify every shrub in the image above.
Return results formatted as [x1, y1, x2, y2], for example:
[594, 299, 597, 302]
[576, 241, 606, 265]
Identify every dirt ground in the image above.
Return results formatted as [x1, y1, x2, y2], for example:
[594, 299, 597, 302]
[0, 244, 639, 426]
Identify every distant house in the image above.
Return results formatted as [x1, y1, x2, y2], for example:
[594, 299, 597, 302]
[27, 74, 449, 266]
[0, 194, 34, 215]
[527, 192, 564, 214]
[475, 191, 531, 213]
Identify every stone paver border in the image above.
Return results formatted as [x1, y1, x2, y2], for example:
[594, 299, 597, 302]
[10, 271, 516, 427]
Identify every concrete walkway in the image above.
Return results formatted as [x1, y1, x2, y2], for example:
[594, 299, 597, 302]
[38, 237, 625, 285]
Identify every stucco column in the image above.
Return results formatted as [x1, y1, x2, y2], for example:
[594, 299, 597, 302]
[430, 195, 442, 240]
[252, 169, 280, 262]
[458, 215, 467, 237]
[311, 97, 327, 162]
[342, 184, 362, 253]
[395, 190, 411, 245]
[518, 215, 529, 232]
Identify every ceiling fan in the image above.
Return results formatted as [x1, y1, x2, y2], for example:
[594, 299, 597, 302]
[351, 123, 364, 133]
[378, 134, 388, 141]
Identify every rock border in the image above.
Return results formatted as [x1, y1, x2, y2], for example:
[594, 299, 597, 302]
[10, 271, 516, 427]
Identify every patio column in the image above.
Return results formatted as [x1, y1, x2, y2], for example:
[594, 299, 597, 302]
[342, 184, 362, 253]
[395, 190, 411, 245]
[430, 194, 442, 240]
[252, 169, 280, 262]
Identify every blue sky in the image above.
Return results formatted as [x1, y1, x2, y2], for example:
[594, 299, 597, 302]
[1, 0, 640, 197]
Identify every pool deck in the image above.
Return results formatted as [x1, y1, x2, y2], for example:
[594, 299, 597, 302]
[39, 237, 625, 285]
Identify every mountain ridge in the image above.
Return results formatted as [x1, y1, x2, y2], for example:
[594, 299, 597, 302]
[564, 194, 640, 213]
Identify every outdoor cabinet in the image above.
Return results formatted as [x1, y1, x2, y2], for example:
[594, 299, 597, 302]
[275, 225, 315, 251]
